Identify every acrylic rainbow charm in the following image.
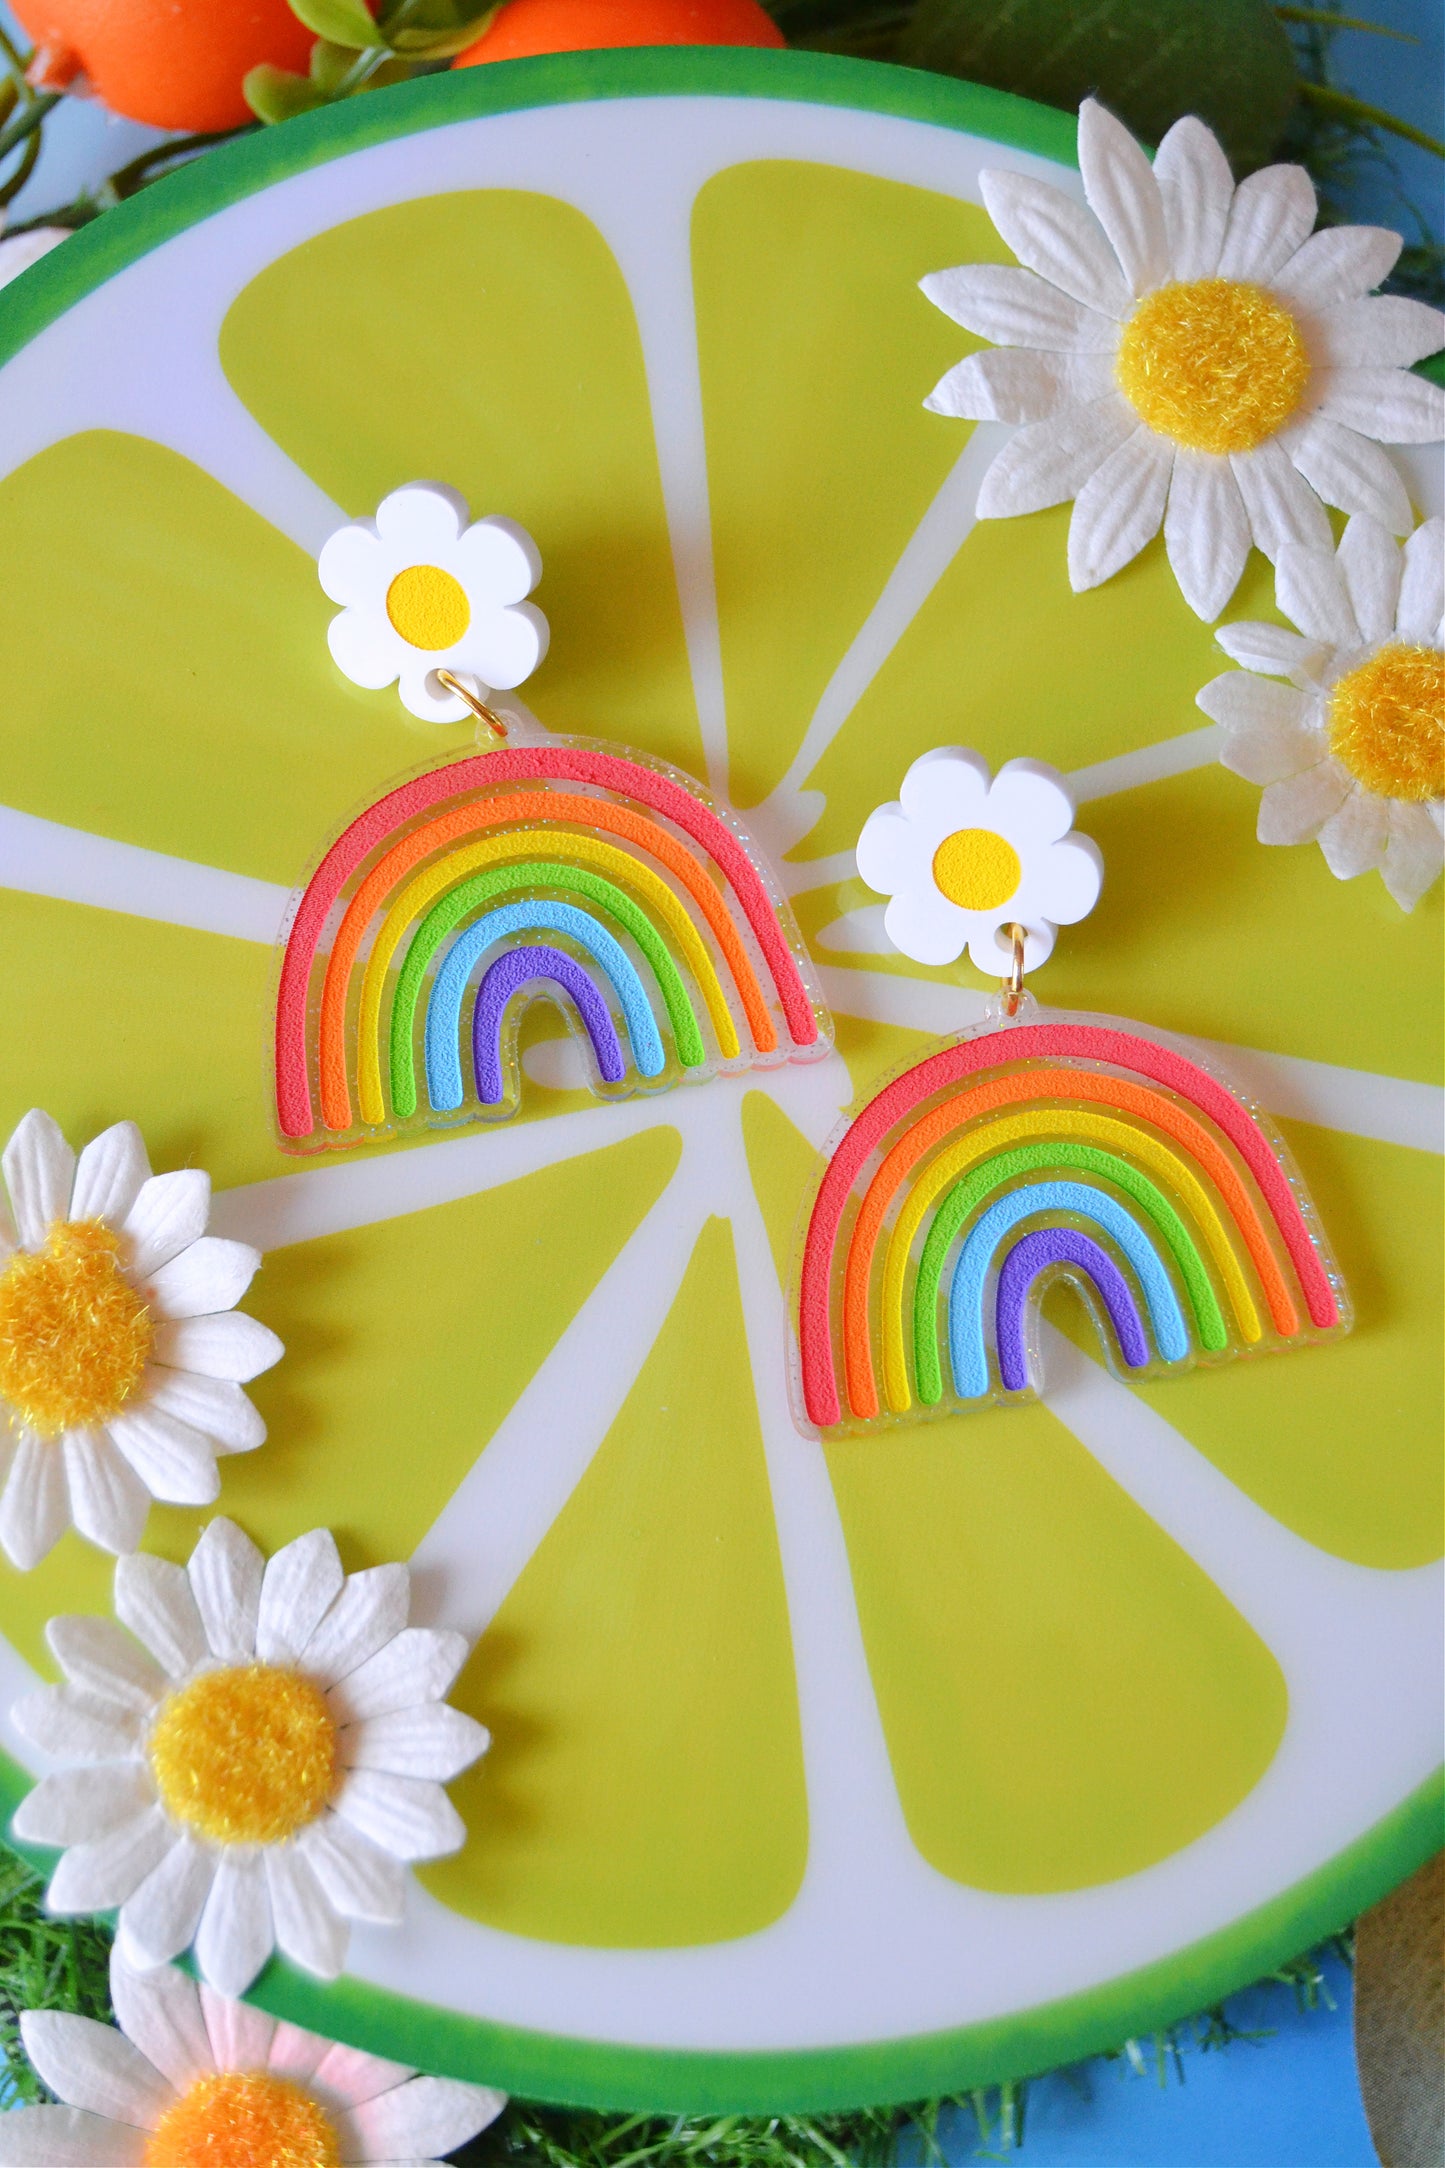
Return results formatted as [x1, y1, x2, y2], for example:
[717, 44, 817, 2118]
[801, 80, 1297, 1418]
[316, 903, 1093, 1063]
[274, 740, 829, 1148]
[794, 1015, 1349, 1433]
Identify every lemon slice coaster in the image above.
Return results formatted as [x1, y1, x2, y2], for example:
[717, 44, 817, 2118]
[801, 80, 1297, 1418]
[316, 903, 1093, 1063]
[0, 50, 1438, 2116]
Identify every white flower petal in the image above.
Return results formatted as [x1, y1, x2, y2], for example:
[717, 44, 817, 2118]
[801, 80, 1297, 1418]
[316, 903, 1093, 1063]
[1215, 163, 1317, 283]
[62, 1430, 150, 1556]
[332, 1769, 465, 1863]
[47, 1809, 173, 1914]
[0, 1433, 73, 1570]
[986, 759, 1077, 844]
[297, 1563, 410, 1687]
[317, 521, 386, 610]
[395, 658, 476, 722]
[1317, 785, 1390, 878]
[1231, 437, 1334, 558]
[1308, 295, 1445, 369]
[1382, 799, 1445, 909]
[0, 2103, 147, 2163]
[0, 1188, 14, 1263]
[46, 1616, 163, 1713]
[117, 1836, 216, 1968]
[188, 1517, 265, 1663]
[374, 480, 467, 552]
[1164, 451, 1252, 621]
[265, 2020, 331, 2083]
[1336, 515, 1405, 645]
[341, 1704, 490, 1783]
[296, 1812, 407, 1925]
[975, 395, 1137, 519]
[256, 1529, 345, 1667]
[105, 1408, 220, 1509]
[919, 262, 1120, 352]
[1066, 426, 1173, 591]
[12, 1764, 155, 1848]
[459, 599, 549, 692]
[965, 916, 1055, 976]
[1077, 98, 1169, 297]
[145, 1237, 259, 1321]
[1216, 713, 1322, 788]
[328, 606, 402, 690]
[1259, 763, 1352, 843]
[925, 345, 1114, 423]
[113, 1554, 207, 1677]
[264, 1845, 348, 1980]
[882, 886, 968, 968]
[69, 1124, 150, 1230]
[200, 1981, 275, 2073]
[121, 1172, 210, 1282]
[977, 167, 1131, 315]
[18, 2011, 172, 2129]
[308, 2037, 415, 2111]
[1280, 413, 1413, 534]
[1272, 223, 1402, 309]
[3, 1111, 75, 1248]
[855, 804, 920, 896]
[326, 1627, 467, 1723]
[1314, 366, 1445, 445]
[12, 1682, 143, 1762]
[1213, 620, 1328, 681]
[1152, 115, 1233, 282]
[138, 1370, 265, 1456]
[1197, 669, 1310, 734]
[108, 1955, 211, 2094]
[151, 1312, 283, 1384]
[452, 513, 543, 604]
[1275, 542, 1359, 645]
[1029, 834, 1105, 925]
[194, 1850, 274, 1998]
[338, 2074, 506, 2161]
[1397, 519, 1445, 645]
[897, 745, 992, 830]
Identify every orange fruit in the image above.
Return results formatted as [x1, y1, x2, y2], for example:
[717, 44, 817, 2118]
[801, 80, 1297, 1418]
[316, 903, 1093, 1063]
[13, 0, 318, 131]
[455, 0, 785, 65]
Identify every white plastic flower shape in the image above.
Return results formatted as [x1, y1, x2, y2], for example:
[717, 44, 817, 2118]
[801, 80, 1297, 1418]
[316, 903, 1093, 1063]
[11, 1518, 490, 1998]
[855, 747, 1103, 973]
[921, 99, 1445, 621]
[0, 1112, 283, 1572]
[318, 480, 549, 723]
[1198, 515, 1444, 910]
[4, 1947, 504, 2166]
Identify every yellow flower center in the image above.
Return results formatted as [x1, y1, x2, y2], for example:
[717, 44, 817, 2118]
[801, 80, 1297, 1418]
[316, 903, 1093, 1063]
[932, 828, 1022, 912]
[386, 563, 471, 650]
[1328, 643, 1445, 802]
[1115, 278, 1311, 454]
[145, 2071, 340, 2168]
[148, 1664, 337, 1847]
[0, 1220, 151, 1436]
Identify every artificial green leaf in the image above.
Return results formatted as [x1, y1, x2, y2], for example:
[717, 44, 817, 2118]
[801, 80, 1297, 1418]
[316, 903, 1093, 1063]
[243, 62, 332, 123]
[310, 37, 362, 90]
[385, 5, 497, 54]
[286, 0, 380, 49]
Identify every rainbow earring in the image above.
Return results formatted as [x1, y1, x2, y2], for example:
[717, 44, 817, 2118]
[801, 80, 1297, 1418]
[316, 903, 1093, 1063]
[274, 484, 830, 1151]
[792, 747, 1350, 1435]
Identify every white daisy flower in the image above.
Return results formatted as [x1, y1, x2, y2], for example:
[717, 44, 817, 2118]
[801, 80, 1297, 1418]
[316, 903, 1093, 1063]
[855, 747, 1103, 972]
[1198, 515, 1444, 910]
[10, 1518, 489, 1998]
[0, 1112, 283, 1571]
[922, 98, 1445, 621]
[3, 1946, 505, 2164]
[319, 481, 549, 723]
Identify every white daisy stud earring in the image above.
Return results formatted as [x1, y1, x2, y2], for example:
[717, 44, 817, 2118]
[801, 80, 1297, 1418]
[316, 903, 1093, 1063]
[10, 1518, 489, 1997]
[1198, 514, 1443, 909]
[921, 98, 1445, 621]
[319, 480, 549, 722]
[3, 1947, 505, 2165]
[792, 744, 1350, 1436]
[0, 1111, 283, 1570]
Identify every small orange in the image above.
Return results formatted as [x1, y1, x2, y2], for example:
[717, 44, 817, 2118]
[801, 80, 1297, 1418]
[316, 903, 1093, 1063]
[13, 0, 318, 132]
[455, 0, 785, 65]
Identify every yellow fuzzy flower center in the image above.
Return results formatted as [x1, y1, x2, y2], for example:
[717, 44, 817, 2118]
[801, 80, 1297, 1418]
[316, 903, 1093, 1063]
[1328, 643, 1445, 802]
[932, 828, 1022, 911]
[1115, 279, 1311, 454]
[145, 2071, 340, 2168]
[0, 1220, 151, 1436]
[386, 563, 470, 650]
[148, 1664, 337, 1846]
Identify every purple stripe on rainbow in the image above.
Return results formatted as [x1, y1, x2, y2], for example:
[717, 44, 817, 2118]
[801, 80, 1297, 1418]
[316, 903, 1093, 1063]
[995, 1229, 1148, 1391]
[472, 945, 625, 1103]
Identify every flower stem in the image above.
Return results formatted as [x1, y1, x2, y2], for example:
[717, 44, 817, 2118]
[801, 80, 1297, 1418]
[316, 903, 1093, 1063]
[1297, 79, 1445, 156]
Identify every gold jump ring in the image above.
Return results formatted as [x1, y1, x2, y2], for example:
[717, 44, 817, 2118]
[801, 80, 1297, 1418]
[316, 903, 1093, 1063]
[1001, 922, 1027, 1017]
[435, 669, 509, 743]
